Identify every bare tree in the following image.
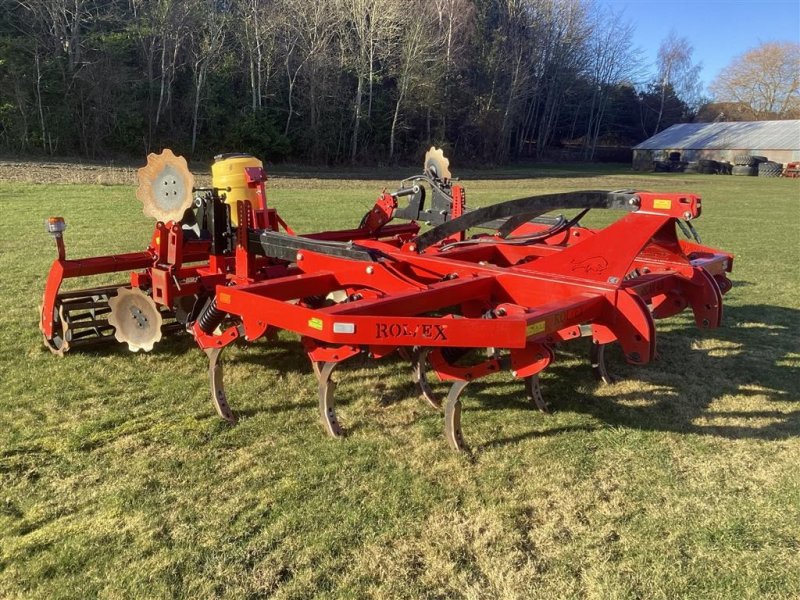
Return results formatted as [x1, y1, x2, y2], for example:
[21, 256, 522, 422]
[582, 9, 643, 158]
[337, 0, 400, 161]
[519, 0, 593, 159]
[234, 0, 279, 113]
[135, 1, 192, 135]
[15, 0, 94, 152]
[650, 31, 702, 134]
[710, 42, 800, 119]
[188, 0, 226, 153]
[279, 0, 337, 136]
[387, 0, 441, 159]
[16, 0, 89, 76]
[431, 0, 474, 140]
[128, 0, 192, 148]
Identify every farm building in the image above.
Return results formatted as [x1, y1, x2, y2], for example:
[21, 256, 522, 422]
[632, 120, 800, 170]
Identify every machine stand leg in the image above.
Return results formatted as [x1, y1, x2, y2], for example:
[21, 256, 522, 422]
[205, 347, 236, 423]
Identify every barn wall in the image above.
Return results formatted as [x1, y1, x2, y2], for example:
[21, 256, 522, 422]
[632, 149, 653, 171]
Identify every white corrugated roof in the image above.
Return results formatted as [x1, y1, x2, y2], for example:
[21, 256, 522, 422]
[633, 120, 800, 150]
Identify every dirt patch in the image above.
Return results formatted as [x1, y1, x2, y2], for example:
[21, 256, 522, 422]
[0, 158, 402, 191]
[0, 159, 212, 187]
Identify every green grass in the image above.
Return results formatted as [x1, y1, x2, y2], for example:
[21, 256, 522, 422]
[1, 165, 799, 599]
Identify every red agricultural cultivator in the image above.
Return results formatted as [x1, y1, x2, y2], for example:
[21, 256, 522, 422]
[41, 148, 734, 451]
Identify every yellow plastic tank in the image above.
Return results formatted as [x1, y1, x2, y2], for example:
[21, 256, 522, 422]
[211, 153, 263, 224]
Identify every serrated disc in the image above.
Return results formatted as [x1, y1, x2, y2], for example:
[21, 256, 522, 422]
[136, 148, 195, 222]
[424, 146, 452, 181]
[107, 287, 163, 352]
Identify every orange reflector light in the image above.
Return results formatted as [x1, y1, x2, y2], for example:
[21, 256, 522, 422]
[46, 217, 66, 235]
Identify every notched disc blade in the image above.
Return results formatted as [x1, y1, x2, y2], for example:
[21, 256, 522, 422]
[424, 146, 452, 181]
[107, 287, 163, 352]
[136, 148, 195, 222]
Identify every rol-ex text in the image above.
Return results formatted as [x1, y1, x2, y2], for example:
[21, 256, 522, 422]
[375, 322, 447, 341]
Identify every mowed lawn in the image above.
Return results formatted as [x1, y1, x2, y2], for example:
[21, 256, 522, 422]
[0, 164, 798, 599]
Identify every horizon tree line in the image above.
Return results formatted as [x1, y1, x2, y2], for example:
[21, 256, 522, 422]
[2, 0, 764, 164]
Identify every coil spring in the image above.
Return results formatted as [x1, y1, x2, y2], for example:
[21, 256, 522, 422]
[197, 298, 226, 334]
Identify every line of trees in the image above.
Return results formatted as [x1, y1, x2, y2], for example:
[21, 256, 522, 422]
[0, 0, 701, 163]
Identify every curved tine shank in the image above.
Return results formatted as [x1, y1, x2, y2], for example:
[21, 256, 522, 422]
[411, 348, 441, 409]
[205, 347, 236, 423]
[590, 342, 614, 385]
[444, 380, 470, 452]
[524, 375, 550, 413]
[313, 361, 344, 438]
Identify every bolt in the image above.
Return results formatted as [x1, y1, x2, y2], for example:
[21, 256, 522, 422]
[511, 370, 518, 377]
[296, 252, 304, 261]
[683, 211, 692, 220]
[608, 277, 619, 284]
[408, 244, 416, 252]
[366, 266, 374, 274]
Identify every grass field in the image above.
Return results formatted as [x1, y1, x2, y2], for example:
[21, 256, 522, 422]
[1, 164, 799, 599]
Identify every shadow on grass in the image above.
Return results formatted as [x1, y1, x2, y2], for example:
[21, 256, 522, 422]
[466, 304, 799, 447]
[46, 302, 798, 447]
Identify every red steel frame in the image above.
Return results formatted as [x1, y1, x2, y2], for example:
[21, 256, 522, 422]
[40, 158, 733, 452]
[189, 190, 733, 450]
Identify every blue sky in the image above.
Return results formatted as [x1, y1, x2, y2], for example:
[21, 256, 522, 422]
[605, 0, 800, 93]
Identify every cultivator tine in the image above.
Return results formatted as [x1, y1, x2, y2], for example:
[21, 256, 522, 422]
[411, 348, 440, 409]
[313, 361, 344, 438]
[205, 347, 236, 423]
[590, 342, 614, 384]
[311, 360, 321, 379]
[444, 380, 470, 452]
[524, 375, 550, 413]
